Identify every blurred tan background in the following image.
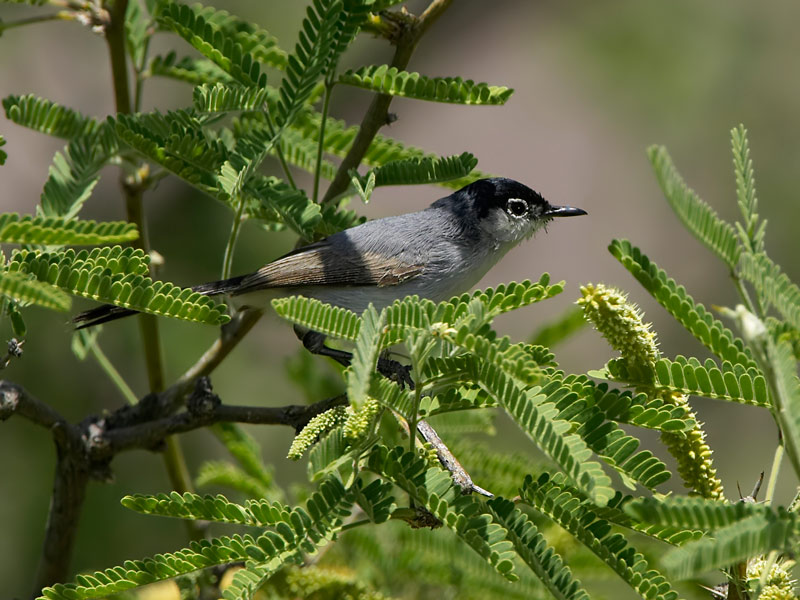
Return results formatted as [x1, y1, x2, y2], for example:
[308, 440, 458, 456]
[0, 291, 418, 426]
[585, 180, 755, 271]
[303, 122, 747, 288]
[2, 0, 800, 596]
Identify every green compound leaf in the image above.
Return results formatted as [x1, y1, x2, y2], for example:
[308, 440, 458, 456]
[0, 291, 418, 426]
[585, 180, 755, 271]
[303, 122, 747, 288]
[590, 382, 695, 433]
[648, 145, 740, 269]
[741, 251, 800, 333]
[610, 239, 756, 369]
[164, 2, 288, 69]
[367, 445, 519, 582]
[605, 355, 769, 408]
[486, 496, 591, 600]
[0, 270, 71, 312]
[354, 152, 478, 187]
[0, 213, 138, 246]
[767, 336, 800, 483]
[339, 65, 514, 105]
[156, 1, 268, 87]
[38, 535, 252, 599]
[452, 355, 614, 505]
[3, 94, 100, 140]
[193, 83, 269, 113]
[40, 127, 119, 219]
[272, 295, 361, 341]
[522, 473, 679, 600]
[43, 478, 353, 600]
[731, 124, 765, 254]
[148, 52, 233, 86]
[7, 246, 229, 326]
[347, 305, 387, 408]
[662, 512, 798, 581]
[293, 110, 494, 190]
[625, 496, 770, 531]
[539, 375, 672, 491]
[592, 493, 704, 547]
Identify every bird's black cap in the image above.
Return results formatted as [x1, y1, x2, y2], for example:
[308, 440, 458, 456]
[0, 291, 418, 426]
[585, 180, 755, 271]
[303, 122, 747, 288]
[454, 177, 586, 219]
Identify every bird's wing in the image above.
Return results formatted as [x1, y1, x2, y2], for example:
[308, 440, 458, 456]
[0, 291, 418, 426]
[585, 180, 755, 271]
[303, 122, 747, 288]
[232, 240, 425, 295]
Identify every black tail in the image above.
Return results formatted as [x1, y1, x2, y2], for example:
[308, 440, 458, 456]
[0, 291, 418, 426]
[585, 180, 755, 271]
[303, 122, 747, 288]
[72, 274, 247, 329]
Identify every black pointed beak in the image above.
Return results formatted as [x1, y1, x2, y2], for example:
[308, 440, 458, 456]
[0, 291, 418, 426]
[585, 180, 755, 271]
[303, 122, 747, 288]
[544, 205, 588, 217]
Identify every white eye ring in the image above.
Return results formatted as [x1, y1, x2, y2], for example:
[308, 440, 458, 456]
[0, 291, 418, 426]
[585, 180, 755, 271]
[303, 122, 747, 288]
[506, 198, 528, 217]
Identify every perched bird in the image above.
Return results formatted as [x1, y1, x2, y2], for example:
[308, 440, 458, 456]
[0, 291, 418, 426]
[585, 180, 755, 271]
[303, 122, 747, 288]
[74, 178, 586, 382]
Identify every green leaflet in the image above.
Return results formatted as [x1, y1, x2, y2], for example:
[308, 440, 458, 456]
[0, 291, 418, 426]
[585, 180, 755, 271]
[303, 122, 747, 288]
[539, 376, 672, 491]
[45, 478, 353, 600]
[193, 83, 269, 113]
[625, 496, 770, 531]
[156, 1, 268, 87]
[610, 239, 756, 369]
[273, 0, 368, 130]
[486, 497, 591, 600]
[662, 512, 798, 581]
[522, 473, 679, 600]
[0, 213, 138, 246]
[7, 246, 229, 326]
[0, 270, 71, 312]
[648, 145, 740, 269]
[367, 445, 519, 581]
[353, 152, 479, 187]
[459, 355, 615, 505]
[40, 126, 119, 219]
[740, 251, 800, 333]
[731, 124, 765, 254]
[767, 337, 800, 482]
[3, 94, 100, 140]
[272, 295, 362, 341]
[604, 355, 769, 407]
[160, 2, 288, 69]
[339, 65, 514, 105]
[148, 52, 234, 86]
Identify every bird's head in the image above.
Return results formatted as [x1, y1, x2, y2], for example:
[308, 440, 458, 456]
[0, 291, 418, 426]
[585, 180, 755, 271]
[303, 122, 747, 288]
[438, 177, 587, 245]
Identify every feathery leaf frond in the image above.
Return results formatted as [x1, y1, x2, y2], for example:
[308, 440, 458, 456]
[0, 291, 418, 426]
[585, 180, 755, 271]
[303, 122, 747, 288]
[662, 512, 798, 580]
[148, 52, 233, 86]
[367, 445, 519, 581]
[354, 152, 478, 187]
[272, 295, 361, 341]
[604, 355, 769, 407]
[487, 496, 590, 600]
[522, 473, 679, 600]
[766, 336, 800, 482]
[3, 94, 100, 139]
[339, 65, 513, 105]
[0, 213, 138, 246]
[731, 124, 765, 253]
[156, 2, 268, 87]
[741, 251, 800, 332]
[0, 270, 72, 312]
[192, 83, 269, 113]
[610, 239, 756, 369]
[7, 246, 229, 326]
[647, 145, 740, 269]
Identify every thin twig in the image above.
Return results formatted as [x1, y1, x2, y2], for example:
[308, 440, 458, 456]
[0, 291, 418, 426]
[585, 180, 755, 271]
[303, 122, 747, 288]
[416, 420, 493, 497]
[320, 0, 453, 204]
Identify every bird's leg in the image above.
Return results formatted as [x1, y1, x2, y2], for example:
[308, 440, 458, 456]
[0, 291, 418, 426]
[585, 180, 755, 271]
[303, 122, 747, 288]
[294, 326, 414, 389]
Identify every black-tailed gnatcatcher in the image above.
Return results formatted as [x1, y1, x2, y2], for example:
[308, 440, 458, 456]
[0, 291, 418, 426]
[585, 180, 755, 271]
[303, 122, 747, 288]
[75, 177, 586, 331]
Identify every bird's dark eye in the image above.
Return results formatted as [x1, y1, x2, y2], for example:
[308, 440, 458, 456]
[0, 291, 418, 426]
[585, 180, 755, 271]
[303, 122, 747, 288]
[506, 198, 528, 217]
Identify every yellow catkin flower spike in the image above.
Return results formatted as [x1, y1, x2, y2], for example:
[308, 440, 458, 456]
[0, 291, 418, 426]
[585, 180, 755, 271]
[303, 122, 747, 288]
[343, 397, 380, 442]
[578, 282, 724, 500]
[577, 283, 659, 381]
[746, 557, 798, 600]
[287, 405, 349, 460]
